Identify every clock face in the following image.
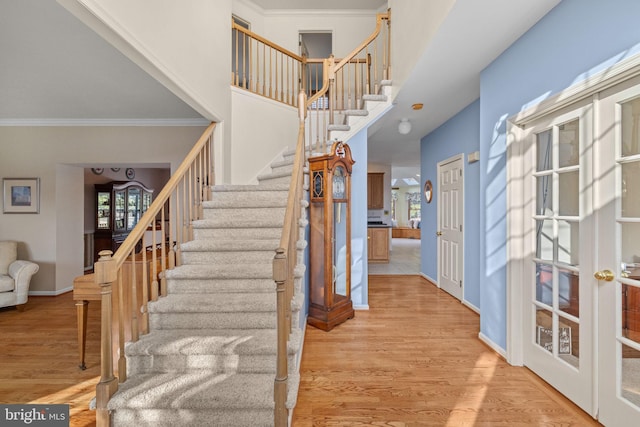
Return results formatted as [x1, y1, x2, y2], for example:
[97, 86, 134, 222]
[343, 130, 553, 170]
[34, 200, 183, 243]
[332, 166, 346, 199]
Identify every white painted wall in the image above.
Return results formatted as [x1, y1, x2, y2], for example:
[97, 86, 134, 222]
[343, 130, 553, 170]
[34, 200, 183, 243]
[230, 88, 299, 184]
[387, 0, 455, 94]
[0, 126, 206, 294]
[262, 12, 379, 58]
[59, 0, 233, 181]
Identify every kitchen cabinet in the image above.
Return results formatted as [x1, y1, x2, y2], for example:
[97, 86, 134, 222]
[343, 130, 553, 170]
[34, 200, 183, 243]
[367, 172, 384, 209]
[368, 227, 390, 263]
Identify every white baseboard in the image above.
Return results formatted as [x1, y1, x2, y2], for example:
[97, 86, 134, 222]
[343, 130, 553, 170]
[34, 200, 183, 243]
[354, 304, 369, 310]
[479, 332, 507, 359]
[29, 287, 73, 296]
[463, 299, 480, 314]
[420, 272, 437, 286]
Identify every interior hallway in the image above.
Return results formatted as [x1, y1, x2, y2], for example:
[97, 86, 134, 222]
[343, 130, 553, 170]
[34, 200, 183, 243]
[292, 275, 601, 426]
[368, 237, 421, 275]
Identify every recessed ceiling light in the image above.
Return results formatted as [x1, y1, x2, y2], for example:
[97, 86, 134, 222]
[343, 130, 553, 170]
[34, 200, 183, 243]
[412, 103, 424, 110]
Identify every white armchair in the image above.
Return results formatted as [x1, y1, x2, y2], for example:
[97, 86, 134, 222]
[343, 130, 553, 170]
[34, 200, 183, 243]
[0, 241, 39, 310]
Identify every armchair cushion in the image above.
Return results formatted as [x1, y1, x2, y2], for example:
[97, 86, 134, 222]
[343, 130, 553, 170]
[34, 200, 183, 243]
[0, 241, 17, 276]
[0, 275, 13, 292]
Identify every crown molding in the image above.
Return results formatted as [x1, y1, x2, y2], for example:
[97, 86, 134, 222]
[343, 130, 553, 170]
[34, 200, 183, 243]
[0, 118, 211, 127]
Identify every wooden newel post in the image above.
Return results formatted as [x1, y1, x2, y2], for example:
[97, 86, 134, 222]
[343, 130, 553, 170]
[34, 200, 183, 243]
[273, 247, 288, 426]
[94, 250, 119, 427]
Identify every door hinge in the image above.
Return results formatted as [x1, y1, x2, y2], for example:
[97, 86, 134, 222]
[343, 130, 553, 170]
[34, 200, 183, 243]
[459, 224, 462, 232]
[460, 169, 462, 176]
[459, 280, 462, 287]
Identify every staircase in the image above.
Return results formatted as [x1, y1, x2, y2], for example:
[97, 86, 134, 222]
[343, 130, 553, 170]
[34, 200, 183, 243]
[106, 150, 308, 426]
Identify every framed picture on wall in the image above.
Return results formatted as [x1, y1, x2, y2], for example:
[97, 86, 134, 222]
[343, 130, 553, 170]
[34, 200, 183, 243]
[3, 178, 40, 214]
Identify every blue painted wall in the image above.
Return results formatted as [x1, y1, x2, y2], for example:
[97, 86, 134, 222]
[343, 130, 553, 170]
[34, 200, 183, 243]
[349, 129, 369, 308]
[478, 0, 640, 350]
[420, 99, 481, 308]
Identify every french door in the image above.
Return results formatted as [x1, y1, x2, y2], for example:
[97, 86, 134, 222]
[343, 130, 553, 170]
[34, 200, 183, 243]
[520, 76, 640, 425]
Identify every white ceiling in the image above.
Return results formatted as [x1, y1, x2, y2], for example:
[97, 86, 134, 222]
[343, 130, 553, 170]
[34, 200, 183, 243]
[0, 0, 560, 182]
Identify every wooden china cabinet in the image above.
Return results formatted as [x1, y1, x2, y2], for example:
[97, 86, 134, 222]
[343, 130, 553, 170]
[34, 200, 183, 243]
[94, 181, 153, 261]
[307, 141, 355, 331]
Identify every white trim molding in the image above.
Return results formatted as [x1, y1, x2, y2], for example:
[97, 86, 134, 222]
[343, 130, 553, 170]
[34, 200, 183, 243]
[479, 332, 508, 360]
[0, 118, 211, 127]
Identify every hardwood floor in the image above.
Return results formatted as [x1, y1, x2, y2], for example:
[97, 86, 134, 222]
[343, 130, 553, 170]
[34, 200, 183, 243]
[0, 277, 601, 426]
[292, 275, 602, 426]
[0, 293, 99, 427]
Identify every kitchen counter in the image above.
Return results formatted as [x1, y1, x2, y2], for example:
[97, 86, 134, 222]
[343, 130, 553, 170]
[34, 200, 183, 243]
[367, 223, 391, 228]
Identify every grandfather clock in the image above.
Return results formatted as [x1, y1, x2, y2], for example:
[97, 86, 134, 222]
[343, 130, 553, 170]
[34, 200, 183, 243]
[308, 141, 355, 331]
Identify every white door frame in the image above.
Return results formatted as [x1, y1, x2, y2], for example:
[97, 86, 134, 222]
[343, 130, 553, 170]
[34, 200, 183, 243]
[437, 153, 464, 301]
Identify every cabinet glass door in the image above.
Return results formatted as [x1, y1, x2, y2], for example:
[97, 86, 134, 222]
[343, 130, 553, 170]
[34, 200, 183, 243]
[127, 187, 141, 230]
[97, 191, 111, 229]
[114, 190, 125, 231]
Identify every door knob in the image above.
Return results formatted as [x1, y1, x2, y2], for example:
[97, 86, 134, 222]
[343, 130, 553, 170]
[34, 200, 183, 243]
[436, 231, 442, 236]
[594, 269, 615, 282]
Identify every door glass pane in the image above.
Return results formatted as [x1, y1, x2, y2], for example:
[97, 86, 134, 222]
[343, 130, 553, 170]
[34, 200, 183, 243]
[97, 191, 111, 230]
[621, 343, 640, 407]
[621, 223, 640, 270]
[622, 161, 640, 218]
[558, 171, 579, 216]
[558, 315, 579, 368]
[536, 307, 553, 353]
[621, 97, 640, 158]
[623, 284, 640, 342]
[558, 268, 579, 318]
[559, 119, 580, 167]
[558, 220, 579, 266]
[536, 220, 553, 260]
[537, 129, 553, 171]
[536, 263, 553, 306]
[127, 188, 141, 231]
[536, 175, 553, 215]
[114, 190, 125, 230]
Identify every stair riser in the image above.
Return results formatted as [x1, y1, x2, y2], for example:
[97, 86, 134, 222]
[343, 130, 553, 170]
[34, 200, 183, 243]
[127, 354, 284, 376]
[180, 251, 275, 265]
[269, 164, 293, 175]
[112, 409, 273, 427]
[202, 207, 285, 221]
[257, 175, 291, 185]
[149, 312, 276, 330]
[209, 191, 287, 204]
[193, 228, 283, 240]
[166, 279, 275, 294]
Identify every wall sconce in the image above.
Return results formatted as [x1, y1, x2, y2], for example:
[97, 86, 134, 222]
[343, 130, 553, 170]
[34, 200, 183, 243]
[398, 118, 411, 135]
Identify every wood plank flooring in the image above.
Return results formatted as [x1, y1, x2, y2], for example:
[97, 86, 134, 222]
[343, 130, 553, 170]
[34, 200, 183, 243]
[292, 275, 602, 426]
[0, 293, 100, 427]
[0, 276, 601, 426]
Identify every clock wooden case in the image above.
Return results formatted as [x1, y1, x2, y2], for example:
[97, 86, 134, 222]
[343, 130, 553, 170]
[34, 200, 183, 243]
[308, 141, 355, 331]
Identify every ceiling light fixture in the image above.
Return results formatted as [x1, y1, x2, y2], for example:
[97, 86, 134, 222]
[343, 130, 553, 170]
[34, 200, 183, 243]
[412, 103, 424, 110]
[398, 118, 411, 135]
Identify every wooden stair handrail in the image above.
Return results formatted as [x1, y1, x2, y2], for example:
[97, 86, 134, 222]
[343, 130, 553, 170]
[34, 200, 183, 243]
[232, 21, 304, 62]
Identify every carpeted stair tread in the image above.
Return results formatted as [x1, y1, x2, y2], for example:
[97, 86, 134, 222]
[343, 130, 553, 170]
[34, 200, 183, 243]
[165, 263, 272, 280]
[202, 198, 287, 208]
[363, 93, 387, 101]
[191, 217, 283, 229]
[327, 124, 350, 131]
[148, 293, 276, 313]
[344, 109, 369, 116]
[126, 328, 302, 357]
[211, 183, 290, 192]
[108, 372, 276, 410]
[166, 278, 275, 294]
[179, 239, 280, 252]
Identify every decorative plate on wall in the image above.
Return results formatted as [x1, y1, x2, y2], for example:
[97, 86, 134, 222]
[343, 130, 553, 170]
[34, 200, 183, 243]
[91, 168, 104, 175]
[125, 168, 135, 180]
[111, 168, 121, 172]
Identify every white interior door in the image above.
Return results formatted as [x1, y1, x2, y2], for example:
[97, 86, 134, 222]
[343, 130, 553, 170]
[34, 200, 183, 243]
[521, 100, 595, 414]
[595, 75, 640, 426]
[437, 155, 463, 301]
